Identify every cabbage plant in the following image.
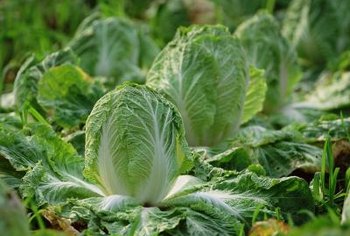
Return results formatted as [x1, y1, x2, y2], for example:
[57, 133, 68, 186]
[84, 83, 192, 205]
[147, 25, 266, 147]
[282, 0, 350, 66]
[235, 12, 301, 113]
[0, 84, 313, 235]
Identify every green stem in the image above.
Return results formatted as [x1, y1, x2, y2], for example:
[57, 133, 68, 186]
[31, 203, 46, 230]
[28, 106, 50, 126]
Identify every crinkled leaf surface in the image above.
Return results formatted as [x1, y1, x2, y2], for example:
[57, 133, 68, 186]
[210, 126, 322, 177]
[296, 117, 350, 142]
[0, 123, 102, 204]
[296, 72, 350, 111]
[58, 169, 313, 235]
[14, 49, 78, 110]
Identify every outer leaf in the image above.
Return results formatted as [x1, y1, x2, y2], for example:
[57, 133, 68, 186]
[0, 156, 24, 188]
[0, 122, 103, 204]
[214, 126, 322, 177]
[37, 64, 104, 128]
[22, 163, 103, 205]
[296, 117, 350, 142]
[213, 171, 315, 224]
[147, 25, 249, 146]
[0, 124, 43, 171]
[296, 72, 350, 111]
[62, 197, 242, 235]
[55, 167, 313, 235]
[241, 67, 267, 124]
[14, 49, 78, 110]
[84, 84, 190, 205]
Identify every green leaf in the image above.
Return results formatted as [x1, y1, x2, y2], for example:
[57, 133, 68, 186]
[0, 124, 43, 171]
[22, 163, 103, 206]
[212, 171, 314, 224]
[241, 67, 267, 124]
[224, 126, 322, 177]
[297, 72, 350, 111]
[14, 49, 78, 111]
[296, 117, 350, 142]
[0, 155, 24, 188]
[37, 64, 103, 128]
[0, 122, 103, 204]
[151, 0, 191, 44]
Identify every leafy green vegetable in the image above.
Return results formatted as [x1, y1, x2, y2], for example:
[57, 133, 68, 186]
[69, 16, 159, 86]
[84, 84, 191, 204]
[0, 122, 102, 202]
[14, 49, 78, 112]
[37, 64, 104, 128]
[147, 25, 266, 146]
[235, 12, 301, 113]
[3, 3, 350, 234]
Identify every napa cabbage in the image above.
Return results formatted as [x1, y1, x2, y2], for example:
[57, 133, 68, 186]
[235, 12, 301, 113]
[147, 25, 266, 146]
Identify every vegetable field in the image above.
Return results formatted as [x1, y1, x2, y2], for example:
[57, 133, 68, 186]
[1, 0, 350, 235]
